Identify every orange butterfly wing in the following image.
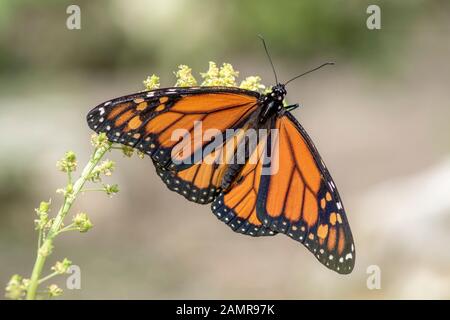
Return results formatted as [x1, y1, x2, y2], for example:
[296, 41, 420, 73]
[154, 126, 248, 204]
[155, 116, 276, 237]
[87, 87, 259, 170]
[211, 122, 277, 237]
[256, 112, 355, 274]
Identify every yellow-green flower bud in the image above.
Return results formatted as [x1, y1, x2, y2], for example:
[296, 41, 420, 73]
[51, 258, 72, 274]
[56, 151, 77, 173]
[91, 133, 110, 149]
[200, 61, 220, 86]
[121, 146, 134, 157]
[105, 184, 119, 196]
[73, 212, 93, 233]
[175, 65, 197, 87]
[143, 74, 160, 90]
[38, 200, 51, 214]
[218, 63, 239, 87]
[240, 76, 266, 93]
[5, 275, 27, 300]
[201, 62, 239, 87]
[38, 242, 54, 257]
[48, 284, 63, 297]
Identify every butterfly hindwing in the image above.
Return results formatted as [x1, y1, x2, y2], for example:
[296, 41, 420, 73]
[87, 87, 260, 171]
[211, 124, 277, 237]
[256, 112, 355, 274]
[154, 161, 221, 204]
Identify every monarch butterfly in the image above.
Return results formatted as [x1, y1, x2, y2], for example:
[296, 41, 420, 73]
[86, 39, 355, 274]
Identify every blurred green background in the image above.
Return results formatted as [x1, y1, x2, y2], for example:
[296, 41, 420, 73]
[1, 0, 449, 299]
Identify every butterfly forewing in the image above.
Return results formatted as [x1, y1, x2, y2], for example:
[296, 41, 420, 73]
[87, 87, 260, 170]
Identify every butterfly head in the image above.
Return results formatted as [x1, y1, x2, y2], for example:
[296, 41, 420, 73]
[260, 84, 287, 122]
[268, 84, 287, 104]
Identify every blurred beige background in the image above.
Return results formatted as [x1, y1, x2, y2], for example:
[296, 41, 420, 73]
[0, 0, 449, 299]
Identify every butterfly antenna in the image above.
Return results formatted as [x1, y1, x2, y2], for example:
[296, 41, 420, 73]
[284, 62, 335, 85]
[258, 35, 279, 84]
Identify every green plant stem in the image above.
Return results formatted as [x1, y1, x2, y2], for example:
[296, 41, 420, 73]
[57, 223, 75, 234]
[57, 227, 79, 234]
[37, 229, 42, 250]
[26, 143, 111, 300]
[80, 188, 106, 193]
[38, 272, 59, 285]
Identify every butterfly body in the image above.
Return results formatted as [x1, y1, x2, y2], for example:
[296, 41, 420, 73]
[87, 83, 355, 274]
[258, 83, 287, 122]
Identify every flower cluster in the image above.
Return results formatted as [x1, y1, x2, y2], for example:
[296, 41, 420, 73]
[34, 200, 52, 231]
[88, 160, 114, 183]
[175, 65, 197, 87]
[91, 132, 110, 149]
[104, 183, 119, 196]
[47, 284, 63, 298]
[73, 213, 93, 232]
[144, 61, 267, 94]
[143, 74, 160, 91]
[200, 62, 239, 86]
[5, 275, 29, 300]
[239, 75, 267, 92]
[51, 258, 72, 274]
[56, 151, 77, 173]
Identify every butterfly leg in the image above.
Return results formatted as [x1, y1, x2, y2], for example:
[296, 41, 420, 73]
[285, 103, 300, 111]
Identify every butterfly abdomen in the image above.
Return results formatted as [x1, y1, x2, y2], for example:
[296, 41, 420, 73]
[221, 163, 244, 190]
